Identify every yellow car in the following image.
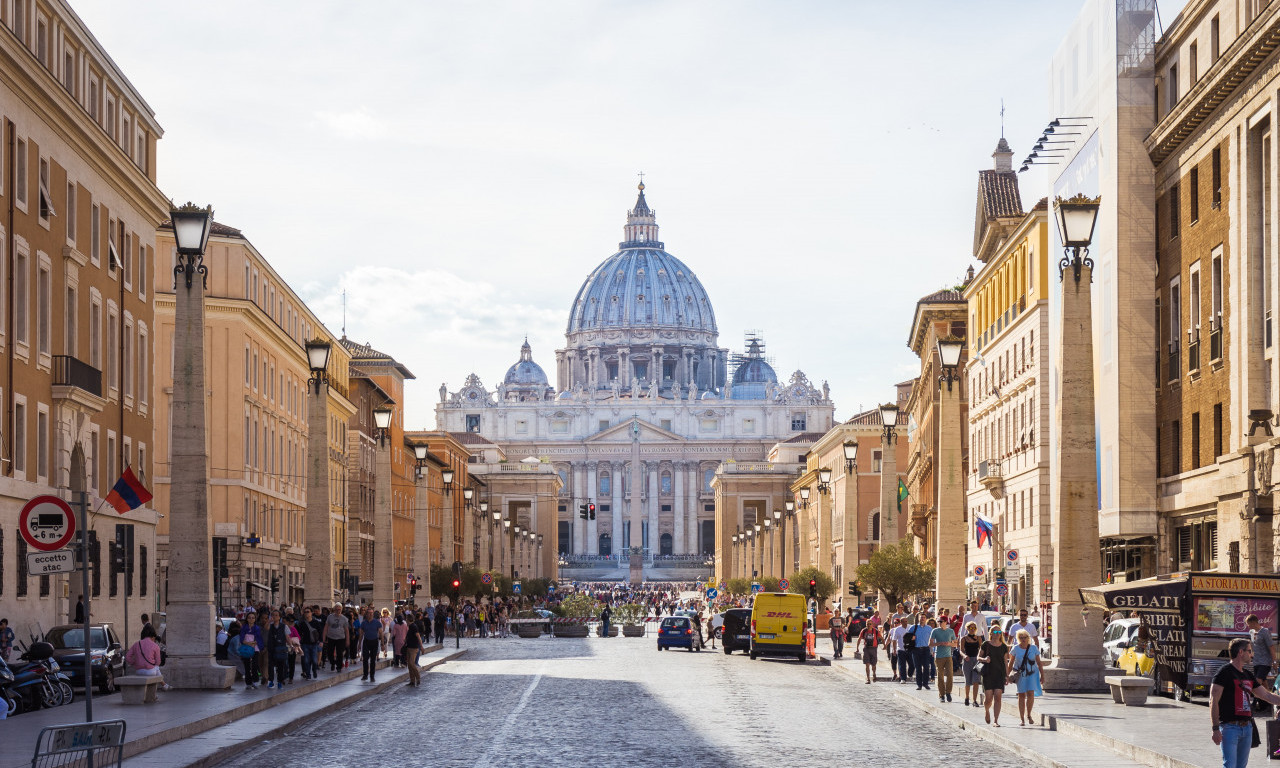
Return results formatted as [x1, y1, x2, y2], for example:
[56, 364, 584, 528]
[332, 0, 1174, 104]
[749, 592, 809, 662]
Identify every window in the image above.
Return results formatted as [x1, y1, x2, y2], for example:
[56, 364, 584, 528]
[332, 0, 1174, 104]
[1168, 276, 1181, 378]
[1212, 145, 1222, 208]
[1189, 167, 1199, 223]
[36, 409, 47, 479]
[65, 182, 76, 241]
[106, 433, 115, 490]
[90, 204, 100, 263]
[1189, 41, 1198, 83]
[88, 78, 97, 119]
[12, 400, 24, 475]
[63, 49, 73, 93]
[123, 318, 132, 400]
[599, 474, 610, 495]
[1188, 262, 1201, 370]
[36, 264, 49, 355]
[1211, 15, 1220, 61]
[35, 18, 46, 66]
[1211, 248, 1223, 359]
[138, 246, 147, 297]
[1214, 403, 1223, 458]
[465, 414, 480, 432]
[791, 413, 807, 430]
[89, 298, 101, 368]
[107, 308, 117, 393]
[38, 157, 54, 220]
[13, 0, 24, 42]
[14, 249, 27, 346]
[15, 138, 26, 207]
[1170, 419, 1182, 475]
[1169, 181, 1180, 239]
[64, 286, 76, 356]
[1167, 64, 1178, 111]
[1191, 412, 1201, 469]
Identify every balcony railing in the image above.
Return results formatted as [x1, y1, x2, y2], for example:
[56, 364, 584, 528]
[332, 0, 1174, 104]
[52, 355, 102, 397]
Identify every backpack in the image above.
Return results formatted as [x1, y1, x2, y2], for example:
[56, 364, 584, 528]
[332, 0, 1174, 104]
[902, 626, 918, 651]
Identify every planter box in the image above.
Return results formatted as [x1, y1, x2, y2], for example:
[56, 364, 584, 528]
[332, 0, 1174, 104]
[597, 625, 619, 637]
[554, 623, 590, 638]
[515, 624, 543, 638]
[622, 625, 646, 638]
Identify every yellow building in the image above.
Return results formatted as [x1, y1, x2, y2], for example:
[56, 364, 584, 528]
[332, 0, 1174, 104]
[0, 0, 167, 636]
[153, 223, 354, 610]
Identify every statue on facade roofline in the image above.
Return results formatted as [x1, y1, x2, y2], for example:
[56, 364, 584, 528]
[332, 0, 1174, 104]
[440, 382, 448, 403]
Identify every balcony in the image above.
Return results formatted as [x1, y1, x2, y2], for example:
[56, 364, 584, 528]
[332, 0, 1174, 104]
[52, 355, 105, 412]
[978, 460, 1003, 492]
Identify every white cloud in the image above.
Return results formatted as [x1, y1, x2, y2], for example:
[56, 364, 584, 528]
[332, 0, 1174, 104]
[312, 109, 389, 140]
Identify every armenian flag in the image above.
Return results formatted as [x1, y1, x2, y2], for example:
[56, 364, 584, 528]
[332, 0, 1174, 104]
[106, 466, 152, 514]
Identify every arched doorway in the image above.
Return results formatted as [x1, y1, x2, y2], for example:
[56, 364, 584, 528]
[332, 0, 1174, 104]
[659, 533, 673, 556]
[599, 534, 612, 557]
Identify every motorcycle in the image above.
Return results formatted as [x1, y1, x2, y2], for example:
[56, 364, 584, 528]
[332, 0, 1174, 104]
[0, 657, 19, 716]
[9, 642, 71, 710]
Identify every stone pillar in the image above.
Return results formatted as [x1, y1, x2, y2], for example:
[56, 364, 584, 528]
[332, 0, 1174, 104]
[573, 463, 586, 553]
[555, 349, 566, 391]
[878, 431, 899, 614]
[688, 465, 700, 555]
[841, 463, 859, 604]
[619, 348, 631, 389]
[611, 461, 624, 558]
[305, 379, 334, 605]
[674, 464, 686, 553]
[413, 469, 430, 598]
[936, 381, 967, 608]
[1044, 261, 1105, 691]
[440, 467, 455, 567]
[630, 430, 643, 550]
[647, 464, 659, 551]
[586, 463, 599, 554]
[373, 437, 393, 609]
[817, 488, 831, 578]
[165, 246, 235, 689]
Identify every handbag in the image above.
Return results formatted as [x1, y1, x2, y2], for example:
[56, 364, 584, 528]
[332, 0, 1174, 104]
[238, 643, 256, 659]
[1008, 647, 1032, 683]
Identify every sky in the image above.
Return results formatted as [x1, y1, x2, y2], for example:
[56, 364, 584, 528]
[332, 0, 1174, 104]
[73, 0, 1187, 430]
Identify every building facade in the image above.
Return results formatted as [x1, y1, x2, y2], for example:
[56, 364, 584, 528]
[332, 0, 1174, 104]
[153, 223, 355, 610]
[437, 185, 834, 578]
[0, 0, 167, 635]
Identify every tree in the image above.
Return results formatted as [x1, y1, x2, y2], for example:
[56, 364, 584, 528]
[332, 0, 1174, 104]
[726, 577, 752, 596]
[856, 539, 935, 607]
[787, 566, 836, 603]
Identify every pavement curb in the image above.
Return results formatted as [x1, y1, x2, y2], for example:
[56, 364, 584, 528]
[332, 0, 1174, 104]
[1042, 714, 1200, 768]
[109, 644, 449, 766]
[826, 659, 1073, 768]
[160, 648, 467, 768]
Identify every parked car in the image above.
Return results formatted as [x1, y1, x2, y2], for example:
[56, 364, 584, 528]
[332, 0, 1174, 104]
[1102, 617, 1141, 665]
[657, 616, 701, 651]
[43, 624, 124, 694]
[719, 608, 752, 654]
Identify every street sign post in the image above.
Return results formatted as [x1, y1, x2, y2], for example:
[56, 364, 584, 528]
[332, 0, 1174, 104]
[512, 582, 521, 594]
[778, 578, 790, 591]
[995, 583, 1009, 597]
[973, 565, 986, 577]
[750, 582, 761, 593]
[481, 572, 492, 585]
[27, 549, 77, 575]
[1006, 549, 1019, 563]
[20, 495, 76, 552]
[706, 587, 718, 600]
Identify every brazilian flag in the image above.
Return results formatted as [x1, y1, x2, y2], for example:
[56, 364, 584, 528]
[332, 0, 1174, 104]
[897, 479, 907, 513]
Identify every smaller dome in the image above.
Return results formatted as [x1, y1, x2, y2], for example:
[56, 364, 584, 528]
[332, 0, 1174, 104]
[503, 340, 549, 388]
[729, 338, 777, 399]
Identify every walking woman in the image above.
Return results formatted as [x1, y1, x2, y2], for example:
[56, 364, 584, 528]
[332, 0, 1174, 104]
[1011, 628, 1046, 726]
[857, 621, 882, 683]
[960, 620, 984, 707]
[978, 627, 1009, 726]
[403, 615, 424, 687]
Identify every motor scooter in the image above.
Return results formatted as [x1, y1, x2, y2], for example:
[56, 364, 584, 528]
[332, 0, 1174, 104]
[8, 642, 67, 710]
[0, 656, 18, 716]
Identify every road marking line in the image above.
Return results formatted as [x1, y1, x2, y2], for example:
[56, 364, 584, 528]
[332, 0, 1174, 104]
[472, 662, 545, 767]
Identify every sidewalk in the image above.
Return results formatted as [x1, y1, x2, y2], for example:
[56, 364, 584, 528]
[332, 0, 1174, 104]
[0, 642, 465, 768]
[816, 637, 1219, 768]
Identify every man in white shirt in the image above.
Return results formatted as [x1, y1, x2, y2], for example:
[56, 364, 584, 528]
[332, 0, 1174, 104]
[889, 617, 911, 683]
[1008, 608, 1039, 643]
[959, 600, 987, 641]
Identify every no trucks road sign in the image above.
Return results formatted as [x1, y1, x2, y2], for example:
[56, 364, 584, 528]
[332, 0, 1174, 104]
[20, 495, 76, 552]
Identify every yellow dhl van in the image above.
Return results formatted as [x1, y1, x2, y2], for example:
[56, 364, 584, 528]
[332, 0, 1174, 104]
[749, 592, 808, 662]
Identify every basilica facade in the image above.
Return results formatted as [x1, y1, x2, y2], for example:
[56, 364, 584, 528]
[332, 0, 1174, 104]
[436, 185, 833, 560]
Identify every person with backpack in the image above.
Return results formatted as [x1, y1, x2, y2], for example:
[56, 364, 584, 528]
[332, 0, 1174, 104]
[324, 604, 349, 672]
[264, 610, 289, 689]
[238, 612, 263, 690]
[297, 607, 321, 679]
[858, 622, 882, 683]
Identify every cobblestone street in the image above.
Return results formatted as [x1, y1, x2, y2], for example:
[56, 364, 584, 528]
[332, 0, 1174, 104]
[214, 638, 1026, 768]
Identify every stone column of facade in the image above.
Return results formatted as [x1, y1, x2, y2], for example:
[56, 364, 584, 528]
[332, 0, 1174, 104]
[586, 463, 598, 554]
[936, 381, 967, 608]
[165, 246, 236, 689]
[673, 463, 686, 553]
[629, 435, 643, 550]
[619, 348, 631, 389]
[841, 465, 859, 605]
[817, 489, 831, 578]
[647, 464, 659, 551]
[611, 461, 623, 558]
[573, 463, 586, 553]
[305, 382, 334, 605]
[440, 474, 455, 568]
[555, 350, 566, 391]
[1044, 261, 1104, 691]
[373, 438, 393, 608]
[688, 465, 700, 554]
[413, 472, 430, 597]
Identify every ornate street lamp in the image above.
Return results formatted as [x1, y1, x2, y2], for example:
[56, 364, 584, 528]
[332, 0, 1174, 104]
[372, 404, 393, 447]
[1054, 193, 1102, 283]
[936, 336, 964, 391]
[843, 440, 858, 474]
[817, 467, 833, 495]
[413, 443, 428, 478]
[441, 468, 455, 495]
[879, 402, 899, 443]
[463, 486, 474, 505]
[773, 508, 781, 521]
[785, 500, 795, 516]
[372, 402, 396, 606]
[799, 487, 811, 509]
[171, 202, 214, 288]
[305, 339, 331, 394]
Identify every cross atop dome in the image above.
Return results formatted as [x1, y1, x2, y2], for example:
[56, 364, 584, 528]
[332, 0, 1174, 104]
[622, 179, 661, 248]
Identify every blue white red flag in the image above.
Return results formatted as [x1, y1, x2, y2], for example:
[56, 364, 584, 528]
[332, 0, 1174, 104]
[975, 516, 994, 549]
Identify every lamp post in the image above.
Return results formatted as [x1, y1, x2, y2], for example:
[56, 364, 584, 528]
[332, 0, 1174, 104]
[412, 443, 431, 600]
[753, 523, 762, 578]
[536, 533, 544, 578]
[935, 335, 967, 609]
[799, 487, 810, 509]
[303, 338, 335, 606]
[763, 518, 773, 578]
[782, 501, 795, 577]
[165, 203, 234, 689]
[503, 518, 513, 578]
[486, 503, 497, 572]
[773, 508, 784, 578]
[843, 440, 858, 475]
[817, 467, 833, 495]
[372, 404, 395, 608]
[1045, 193, 1105, 691]
[877, 401, 900, 614]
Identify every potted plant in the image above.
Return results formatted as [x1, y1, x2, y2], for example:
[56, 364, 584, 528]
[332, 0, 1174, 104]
[554, 594, 594, 637]
[618, 603, 646, 637]
[513, 610, 543, 638]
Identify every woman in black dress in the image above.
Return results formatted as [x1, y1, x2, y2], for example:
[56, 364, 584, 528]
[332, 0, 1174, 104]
[978, 627, 1010, 726]
[960, 621, 984, 707]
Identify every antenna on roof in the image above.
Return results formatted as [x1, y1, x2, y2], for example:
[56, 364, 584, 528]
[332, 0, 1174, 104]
[1000, 98, 1005, 138]
[342, 290, 347, 336]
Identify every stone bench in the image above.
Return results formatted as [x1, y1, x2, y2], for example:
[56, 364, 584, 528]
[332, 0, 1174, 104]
[1104, 675, 1156, 706]
[117, 674, 163, 704]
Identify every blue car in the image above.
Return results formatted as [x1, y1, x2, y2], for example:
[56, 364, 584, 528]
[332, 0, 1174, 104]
[656, 616, 702, 652]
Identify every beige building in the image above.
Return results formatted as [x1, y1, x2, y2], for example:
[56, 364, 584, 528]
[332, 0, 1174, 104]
[964, 194, 1053, 607]
[1150, 0, 1280, 575]
[0, 0, 167, 636]
[153, 223, 354, 610]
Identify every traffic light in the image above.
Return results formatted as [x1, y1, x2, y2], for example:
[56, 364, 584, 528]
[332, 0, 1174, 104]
[848, 580, 861, 597]
[588, 503, 596, 520]
[270, 576, 280, 593]
[579, 503, 588, 521]
[452, 560, 462, 578]
[808, 579, 817, 599]
[409, 576, 419, 596]
[451, 578, 461, 592]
